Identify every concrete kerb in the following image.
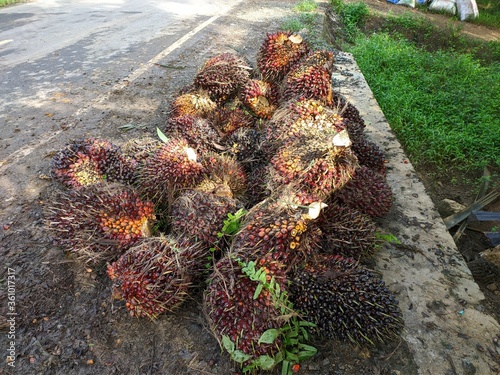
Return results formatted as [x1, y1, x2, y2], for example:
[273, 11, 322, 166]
[333, 51, 500, 374]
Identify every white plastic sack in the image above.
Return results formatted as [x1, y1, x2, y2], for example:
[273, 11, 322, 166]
[456, 0, 479, 21]
[429, 0, 457, 15]
[398, 0, 416, 8]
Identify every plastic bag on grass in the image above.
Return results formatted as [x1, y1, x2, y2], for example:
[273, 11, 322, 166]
[429, 0, 457, 15]
[456, 0, 479, 21]
[398, 0, 416, 7]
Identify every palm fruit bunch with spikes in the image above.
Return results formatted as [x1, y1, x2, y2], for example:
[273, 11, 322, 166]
[333, 165, 393, 218]
[257, 31, 310, 82]
[46, 183, 155, 261]
[231, 189, 324, 265]
[262, 99, 345, 157]
[331, 94, 366, 143]
[203, 255, 288, 369]
[211, 106, 256, 137]
[224, 127, 263, 164]
[107, 236, 205, 318]
[199, 152, 248, 200]
[239, 79, 280, 119]
[281, 51, 335, 104]
[51, 138, 137, 188]
[352, 137, 387, 176]
[169, 90, 217, 118]
[170, 189, 242, 250]
[136, 137, 205, 207]
[121, 137, 163, 165]
[164, 115, 222, 153]
[317, 201, 378, 260]
[193, 52, 251, 102]
[269, 130, 358, 198]
[289, 254, 404, 345]
[244, 162, 270, 208]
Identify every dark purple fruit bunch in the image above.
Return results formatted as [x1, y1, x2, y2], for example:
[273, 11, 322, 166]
[239, 79, 280, 119]
[317, 201, 378, 260]
[194, 52, 251, 102]
[121, 137, 163, 165]
[223, 127, 264, 164]
[257, 31, 310, 82]
[289, 254, 404, 345]
[164, 115, 221, 153]
[203, 256, 287, 366]
[331, 94, 366, 143]
[46, 183, 155, 261]
[108, 236, 204, 318]
[351, 137, 387, 176]
[136, 137, 205, 205]
[51, 138, 137, 188]
[333, 165, 393, 218]
[169, 91, 217, 118]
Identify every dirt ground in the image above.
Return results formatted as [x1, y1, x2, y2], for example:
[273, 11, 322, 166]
[0, 1, 499, 374]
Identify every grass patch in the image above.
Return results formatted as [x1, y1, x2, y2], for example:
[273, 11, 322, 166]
[473, 0, 500, 29]
[293, 0, 318, 13]
[0, 0, 22, 7]
[348, 33, 500, 172]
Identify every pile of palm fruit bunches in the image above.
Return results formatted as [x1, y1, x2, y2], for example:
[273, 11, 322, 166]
[46, 31, 402, 373]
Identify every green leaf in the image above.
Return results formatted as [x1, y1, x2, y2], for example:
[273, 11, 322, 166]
[282, 360, 291, 375]
[256, 355, 275, 370]
[232, 350, 252, 364]
[157, 127, 169, 143]
[222, 335, 235, 353]
[299, 320, 316, 327]
[285, 350, 299, 362]
[258, 329, 279, 345]
[254, 283, 263, 299]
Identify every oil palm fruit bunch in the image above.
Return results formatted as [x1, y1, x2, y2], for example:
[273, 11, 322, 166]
[316, 201, 378, 260]
[231, 188, 324, 265]
[331, 94, 366, 143]
[107, 236, 205, 318]
[170, 189, 242, 250]
[193, 52, 251, 103]
[223, 126, 264, 164]
[239, 79, 280, 119]
[288, 254, 404, 345]
[333, 165, 393, 218]
[352, 137, 387, 176]
[46, 183, 155, 261]
[164, 115, 222, 153]
[269, 130, 358, 198]
[211, 105, 256, 138]
[257, 31, 310, 82]
[281, 51, 335, 104]
[121, 136, 163, 165]
[203, 255, 288, 370]
[136, 137, 205, 207]
[169, 90, 217, 118]
[51, 138, 137, 188]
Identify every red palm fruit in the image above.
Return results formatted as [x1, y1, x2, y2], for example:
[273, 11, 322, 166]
[46, 183, 155, 261]
[282, 64, 333, 104]
[51, 138, 137, 188]
[164, 115, 222, 153]
[257, 31, 310, 82]
[316, 200, 378, 260]
[289, 254, 404, 345]
[333, 165, 393, 218]
[136, 137, 205, 206]
[211, 105, 256, 136]
[203, 255, 287, 368]
[169, 91, 216, 118]
[194, 52, 251, 102]
[239, 79, 280, 119]
[269, 130, 358, 198]
[108, 236, 205, 318]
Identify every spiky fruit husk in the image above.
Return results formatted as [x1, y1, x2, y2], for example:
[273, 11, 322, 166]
[333, 165, 393, 218]
[171, 189, 242, 249]
[257, 31, 310, 82]
[244, 162, 270, 208]
[46, 183, 155, 261]
[224, 127, 264, 164]
[136, 137, 205, 205]
[331, 94, 366, 143]
[107, 236, 205, 318]
[51, 138, 137, 188]
[299, 50, 335, 74]
[231, 190, 323, 265]
[317, 201, 378, 260]
[164, 115, 221, 153]
[282, 64, 333, 104]
[203, 255, 287, 367]
[121, 137, 163, 165]
[194, 52, 251, 102]
[289, 254, 404, 345]
[169, 91, 217, 118]
[351, 137, 387, 176]
[198, 152, 248, 200]
[211, 106, 256, 137]
[239, 79, 280, 119]
[269, 132, 358, 198]
[262, 99, 345, 157]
